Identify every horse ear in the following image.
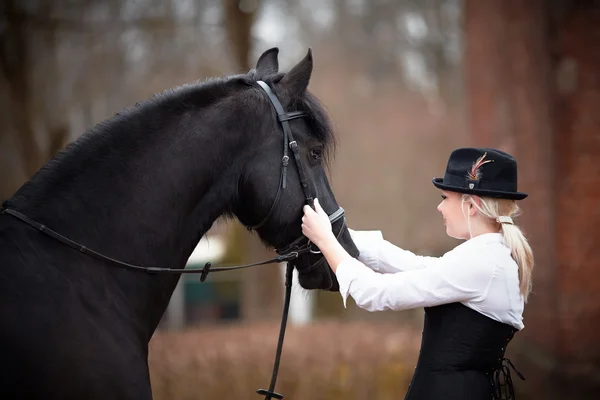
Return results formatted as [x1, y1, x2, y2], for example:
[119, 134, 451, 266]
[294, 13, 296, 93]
[279, 48, 313, 98]
[255, 47, 279, 75]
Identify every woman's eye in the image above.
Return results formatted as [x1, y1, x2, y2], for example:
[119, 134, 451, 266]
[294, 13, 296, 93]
[441, 195, 447, 200]
[311, 149, 323, 160]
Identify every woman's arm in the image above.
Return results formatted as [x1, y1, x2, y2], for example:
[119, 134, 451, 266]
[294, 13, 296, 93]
[301, 199, 436, 274]
[350, 229, 438, 273]
[334, 255, 495, 311]
[301, 199, 495, 312]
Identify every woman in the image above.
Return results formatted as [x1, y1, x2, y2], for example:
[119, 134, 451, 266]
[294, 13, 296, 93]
[302, 147, 533, 400]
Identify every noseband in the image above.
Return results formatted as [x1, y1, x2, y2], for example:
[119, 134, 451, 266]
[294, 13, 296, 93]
[0, 80, 348, 400]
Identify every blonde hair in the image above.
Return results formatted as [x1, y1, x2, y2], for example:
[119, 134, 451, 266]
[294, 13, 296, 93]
[461, 195, 534, 302]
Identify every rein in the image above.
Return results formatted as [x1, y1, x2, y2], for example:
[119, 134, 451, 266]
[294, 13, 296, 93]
[0, 207, 344, 282]
[0, 206, 343, 400]
[0, 80, 347, 400]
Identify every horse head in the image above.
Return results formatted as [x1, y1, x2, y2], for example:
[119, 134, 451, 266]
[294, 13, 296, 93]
[233, 48, 359, 291]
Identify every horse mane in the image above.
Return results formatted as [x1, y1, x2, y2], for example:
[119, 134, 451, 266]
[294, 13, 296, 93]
[89, 70, 337, 160]
[5, 68, 338, 211]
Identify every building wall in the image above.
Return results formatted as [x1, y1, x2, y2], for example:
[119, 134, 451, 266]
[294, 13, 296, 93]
[554, 0, 600, 390]
[464, 0, 600, 398]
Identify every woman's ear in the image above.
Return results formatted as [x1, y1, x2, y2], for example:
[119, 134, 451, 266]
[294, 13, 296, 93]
[468, 196, 482, 216]
[470, 204, 477, 216]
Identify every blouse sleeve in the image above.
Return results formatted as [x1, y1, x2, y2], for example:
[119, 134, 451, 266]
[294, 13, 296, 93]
[335, 249, 496, 312]
[350, 229, 438, 273]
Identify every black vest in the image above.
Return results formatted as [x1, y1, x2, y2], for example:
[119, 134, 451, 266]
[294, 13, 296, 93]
[405, 303, 524, 400]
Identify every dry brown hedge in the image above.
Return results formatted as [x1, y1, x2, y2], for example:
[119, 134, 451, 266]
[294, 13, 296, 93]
[149, 320, 422, 400]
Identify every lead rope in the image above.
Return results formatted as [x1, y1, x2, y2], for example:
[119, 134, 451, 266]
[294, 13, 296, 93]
[256, 263, 294, 400]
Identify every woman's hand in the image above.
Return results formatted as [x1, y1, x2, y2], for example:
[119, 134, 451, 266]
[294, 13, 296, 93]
[302, 198, 353, 273]
[302, 198, 335, 248]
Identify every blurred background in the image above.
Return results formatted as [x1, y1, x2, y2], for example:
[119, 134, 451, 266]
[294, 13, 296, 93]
[1, 0, 598, 399]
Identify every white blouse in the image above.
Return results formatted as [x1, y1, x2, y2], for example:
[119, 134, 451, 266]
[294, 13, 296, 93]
[336, 231, 525, 330]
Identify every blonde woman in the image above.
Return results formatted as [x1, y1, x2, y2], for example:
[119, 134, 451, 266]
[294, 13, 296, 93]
[302, 147, 533, 400]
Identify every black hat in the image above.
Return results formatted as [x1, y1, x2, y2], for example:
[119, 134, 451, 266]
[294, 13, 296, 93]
[432, 147, 527, 200]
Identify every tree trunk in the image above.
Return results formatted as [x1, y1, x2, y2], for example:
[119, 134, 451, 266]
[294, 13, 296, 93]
[0, 1, 69, 202]
[0, 1, 40, 200]
[221, 0, 284, 322]
[223, 0, 257, 71]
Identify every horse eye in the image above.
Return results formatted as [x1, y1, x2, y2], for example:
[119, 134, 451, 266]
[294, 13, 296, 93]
[310, 149, 323, 161]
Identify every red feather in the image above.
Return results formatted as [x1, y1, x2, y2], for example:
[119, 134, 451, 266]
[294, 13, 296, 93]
[467, 152, 494, 180]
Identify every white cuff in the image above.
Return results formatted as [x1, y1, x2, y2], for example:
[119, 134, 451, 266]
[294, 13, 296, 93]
[335, 258, 367, 308]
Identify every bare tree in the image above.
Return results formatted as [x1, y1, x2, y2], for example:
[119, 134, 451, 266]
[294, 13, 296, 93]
[0, 1, 69, 201]
[220, 0, 286, 322]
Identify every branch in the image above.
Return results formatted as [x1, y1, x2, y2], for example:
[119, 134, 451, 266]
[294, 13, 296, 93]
[3, 10, 213, 32]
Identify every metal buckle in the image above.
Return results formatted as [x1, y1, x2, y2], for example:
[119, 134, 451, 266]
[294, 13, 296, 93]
[307, 240, 322, 254]
[280, 251, 299, 261]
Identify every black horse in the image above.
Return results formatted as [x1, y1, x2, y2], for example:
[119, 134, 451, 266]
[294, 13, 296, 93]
[0, 48, 359, 399]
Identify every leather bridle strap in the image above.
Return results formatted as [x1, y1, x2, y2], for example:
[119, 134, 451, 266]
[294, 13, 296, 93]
[256, 80, 312, 203]
[327, 207, 345, 225]
[0, 206, 345, 277]
[275, 207, 345, 256]
[256, 263, 293, 400]
[0, 208, 306, 282]
[245, 81, 307, 232]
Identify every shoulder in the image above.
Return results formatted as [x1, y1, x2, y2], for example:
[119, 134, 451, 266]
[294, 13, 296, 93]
[446, 233, 507, 259]
[440, 233, 510, 276]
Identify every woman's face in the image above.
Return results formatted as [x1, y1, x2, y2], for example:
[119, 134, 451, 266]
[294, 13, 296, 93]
[437, 190, 470, 239]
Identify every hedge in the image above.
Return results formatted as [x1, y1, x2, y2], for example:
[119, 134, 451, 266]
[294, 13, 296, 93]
[149, 320, 421, 400]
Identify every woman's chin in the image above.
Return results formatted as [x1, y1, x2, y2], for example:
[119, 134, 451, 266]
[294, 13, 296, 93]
[446, 228, 469, 241]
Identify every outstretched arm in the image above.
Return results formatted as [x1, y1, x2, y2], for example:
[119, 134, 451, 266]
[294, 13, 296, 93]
[302, 199, 436, 274]
[334, 255, 494, 311]
[301, 199, 494, 312]
[350, 229, 438, 273]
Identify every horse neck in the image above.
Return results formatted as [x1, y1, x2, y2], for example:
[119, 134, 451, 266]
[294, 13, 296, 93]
[9, 93, 250, 339]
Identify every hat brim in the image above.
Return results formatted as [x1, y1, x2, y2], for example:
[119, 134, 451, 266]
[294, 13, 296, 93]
[432, 178, 528, 200]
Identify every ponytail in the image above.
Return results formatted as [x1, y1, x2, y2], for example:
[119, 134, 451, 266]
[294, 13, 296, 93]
[500, 221, 534, 301]
[462, 195, 534, 302]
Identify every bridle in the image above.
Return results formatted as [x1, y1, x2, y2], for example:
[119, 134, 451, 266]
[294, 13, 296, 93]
[246, 81, 347, 268]
[0, 80, 347, 400]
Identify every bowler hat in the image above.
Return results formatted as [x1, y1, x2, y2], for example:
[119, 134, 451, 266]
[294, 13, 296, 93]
[432, 148, 528, 200]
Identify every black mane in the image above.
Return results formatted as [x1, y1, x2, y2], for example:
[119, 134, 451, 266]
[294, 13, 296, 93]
[62, 70, 336, 167]
[6, 67, 337, 219]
